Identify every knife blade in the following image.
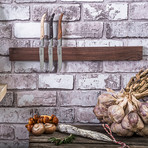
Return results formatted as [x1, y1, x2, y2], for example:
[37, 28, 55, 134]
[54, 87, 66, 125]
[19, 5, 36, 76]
[57, 13, 63, 72]
[48, 13, 55, 72]
[39, 13, 46, 71]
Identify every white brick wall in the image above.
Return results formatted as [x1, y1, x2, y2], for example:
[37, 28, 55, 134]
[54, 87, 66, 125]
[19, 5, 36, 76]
[39, 74, 74, 89]
[0, 5, 29, 20]
[0, 0, 148, 145]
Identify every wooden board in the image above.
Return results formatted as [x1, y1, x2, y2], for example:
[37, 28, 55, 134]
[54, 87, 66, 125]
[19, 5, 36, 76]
[0, 84, 7, 102]
[9, 46, 143, 61]
[29, 125, 148, 148]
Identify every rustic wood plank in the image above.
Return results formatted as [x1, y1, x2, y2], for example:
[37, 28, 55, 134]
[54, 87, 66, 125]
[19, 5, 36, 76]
[29, 125, 148, 148]
[29, 143, 148, 148]
[9, 46, 142, 61]
[0, 84, 7, 102]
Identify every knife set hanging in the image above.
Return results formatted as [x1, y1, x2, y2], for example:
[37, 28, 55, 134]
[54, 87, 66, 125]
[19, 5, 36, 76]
[40, 13, 63, 72]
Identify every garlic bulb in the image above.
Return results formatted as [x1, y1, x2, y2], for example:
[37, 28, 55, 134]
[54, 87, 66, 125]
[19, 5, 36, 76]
[98, 93, 116, 107]
[108, 98, 127, 123]
[111, 123, 133, 137]
[94, 69, 148, 137]
[137, 124, 148, 136]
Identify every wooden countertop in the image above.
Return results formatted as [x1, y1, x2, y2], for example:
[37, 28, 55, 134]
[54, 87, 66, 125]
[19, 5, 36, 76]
[0, 84, 7, 102]
[29, 125, 148, 148]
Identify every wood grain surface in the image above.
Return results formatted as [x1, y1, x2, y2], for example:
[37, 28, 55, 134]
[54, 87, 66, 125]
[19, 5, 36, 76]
[29, 125, 148, 148]
[9, 46, 143, 61]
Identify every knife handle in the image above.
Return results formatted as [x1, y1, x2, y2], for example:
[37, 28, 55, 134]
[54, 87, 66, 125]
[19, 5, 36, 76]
[49, 13, 55, 40]
[58, 13, 64, 40]
[40, 13, 46, 40]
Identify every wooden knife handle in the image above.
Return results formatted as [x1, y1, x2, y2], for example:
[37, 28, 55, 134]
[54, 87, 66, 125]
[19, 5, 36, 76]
[40, 13, 46, 40]
[58, 13, 64, 40]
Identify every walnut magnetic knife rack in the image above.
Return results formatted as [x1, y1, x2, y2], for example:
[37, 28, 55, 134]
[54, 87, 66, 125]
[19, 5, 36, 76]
[9, 13, 143, 66]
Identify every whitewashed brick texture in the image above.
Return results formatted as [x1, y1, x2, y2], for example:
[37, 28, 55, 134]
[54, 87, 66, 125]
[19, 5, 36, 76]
[104, 61, 148, 72]
[0, 74, 36, 89]
[58, 91, 99, 106]
[0, 23, 11, 38]
[83, 3, 128, 20]
[0, 57, 11, 72]
[130, 3, 148, 20]
[16, 0, 56, 2]
[39, 74, 73, 89]
[0, 0, 12, 3]
[76, 74, 120, 90]
[0, 92, 13, 107]
[75, 108, 99, 123]
[106, 22, 148, 38]
[17, 91, 56, 107]
[0, 39, 30, 55]
[61, 0, 103, 2]
[0, 5, 29, 20]
[33, 4, 80, 21]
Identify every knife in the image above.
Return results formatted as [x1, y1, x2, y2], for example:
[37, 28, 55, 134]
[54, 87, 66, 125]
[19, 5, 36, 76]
[57, 13, 64, 72]
[48, 13, 55, 72]
[39, 13, 46, 70]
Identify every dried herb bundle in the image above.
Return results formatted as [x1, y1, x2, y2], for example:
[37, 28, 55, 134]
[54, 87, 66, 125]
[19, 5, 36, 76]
[49, 134, 75, 146]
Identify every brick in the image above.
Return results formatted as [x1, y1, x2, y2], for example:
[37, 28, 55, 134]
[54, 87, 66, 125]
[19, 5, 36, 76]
[34, 107, 75, 122]
[0, 57, 11, 72]
[0, 0, 12, 3]
[77, 39, 123, 47]
[15, 124, 29, 140]
[62, 0, 103, 1]
[58, 91, 99, 106]
[124, 39, 148, 56]
[15, 22, 103, 39]
[104, 61, 148, 72]
[0, 108, 33, 123]
[61, 61, 103, 73]
[16, 141, 29, 148]
[0, 141, 17, 148]
[76, 74, 120, 90]
[0, 92, 13, 107]
[39, 74, 73, 89]
[63, 22, 103, 38]
[0, 5, 29, 20]
[75, 108, 99, 123]
[33, 4, 80, 21]
[14, 22, 49, 38]
[121, 73, 136, 88]
[0, 125, 15, 140]
[0, 74, 36, 89]
[106, 22, 148, 38]
[130, 3, 148, 20]
[83, 3, 127, 21]
[14, 62, 48, 73]
[0, 39, 30, 55]
[0, 23, 11, 38]
[16, 0, 56, 2]
[17, 91, 56, 107]
[106, 3, 128, 20]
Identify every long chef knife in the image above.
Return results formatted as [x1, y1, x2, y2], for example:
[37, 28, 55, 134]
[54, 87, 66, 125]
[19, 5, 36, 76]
[48, 13, 55, 72]
[57, 13, 64, 72]
[39, 13, 46, 70]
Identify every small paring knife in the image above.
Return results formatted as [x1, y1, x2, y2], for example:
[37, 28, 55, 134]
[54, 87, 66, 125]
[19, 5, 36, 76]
[48, 13, 55, 72]
[39, 13, 46, 71]
[57, 13, 64, 72]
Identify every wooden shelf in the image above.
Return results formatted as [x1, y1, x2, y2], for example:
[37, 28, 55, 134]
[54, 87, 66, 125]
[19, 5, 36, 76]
[9, 46, 143, 61]
[0, 84, 7, 102]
